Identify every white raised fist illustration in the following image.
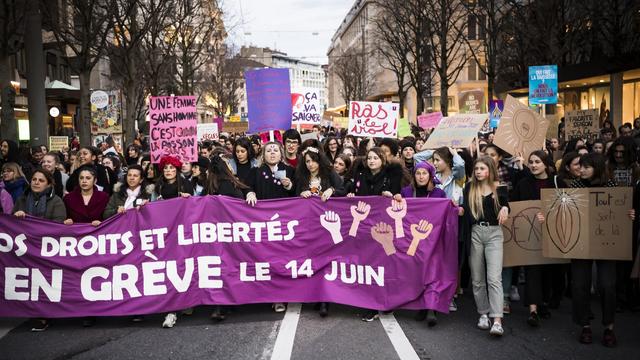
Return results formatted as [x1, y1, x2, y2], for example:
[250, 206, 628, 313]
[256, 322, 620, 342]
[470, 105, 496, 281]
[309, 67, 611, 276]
[370, 222, 396, 255]
[349, 201, 371, 237]
[386, 198, 407, 238]
[320, 210, 343, 244]
[407, 219, 434, 256]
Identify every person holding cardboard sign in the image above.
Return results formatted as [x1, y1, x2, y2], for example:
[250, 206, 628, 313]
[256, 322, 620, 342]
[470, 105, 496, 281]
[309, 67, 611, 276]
[511, 151, 558, 327]
[462, 156, 510, 337]
[538, 153, 635, 347]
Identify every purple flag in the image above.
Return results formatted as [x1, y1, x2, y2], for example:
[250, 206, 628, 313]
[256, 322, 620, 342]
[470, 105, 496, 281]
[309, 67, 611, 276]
[0, 196, 458, 318]
[245, 68, 292, 133]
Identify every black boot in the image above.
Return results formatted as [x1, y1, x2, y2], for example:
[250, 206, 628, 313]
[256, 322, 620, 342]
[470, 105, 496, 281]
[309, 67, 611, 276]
[319, 302, 329, 317]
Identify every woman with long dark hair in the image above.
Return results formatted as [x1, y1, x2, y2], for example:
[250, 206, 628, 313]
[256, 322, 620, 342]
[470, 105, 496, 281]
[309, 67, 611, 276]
[204, 155, 249, 320]
[540, 153, 634, 347]
[323, 136, 342, 163]
[228, 137, 259, 185]
[63, 165, 110, 227]
[512, 151, 557, 326]
[103, 165, 153, 218]
[65, 146, 117, 195]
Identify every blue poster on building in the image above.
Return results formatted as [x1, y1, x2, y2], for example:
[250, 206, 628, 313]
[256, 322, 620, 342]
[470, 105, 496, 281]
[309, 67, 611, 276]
[528, 65, 558, 104]
[489, 100, 504, 128]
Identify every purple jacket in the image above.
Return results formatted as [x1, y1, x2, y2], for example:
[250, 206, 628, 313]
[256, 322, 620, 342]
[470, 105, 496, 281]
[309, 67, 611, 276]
[401, 185, 447, 199]
[0, 188, 13, 214]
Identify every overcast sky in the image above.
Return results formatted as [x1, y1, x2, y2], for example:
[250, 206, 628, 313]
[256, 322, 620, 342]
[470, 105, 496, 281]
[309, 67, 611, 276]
[224, 0, 354, 65]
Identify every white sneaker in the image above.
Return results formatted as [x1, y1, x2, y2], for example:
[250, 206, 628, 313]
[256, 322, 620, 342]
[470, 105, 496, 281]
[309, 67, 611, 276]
[449, 299, 458, 312]
[162, 313, 177, 328]
[477, 314, 490, 330]
[490, 322, 504, 336]
[273, 303, 286, 313]
[510, 286, 520, 302]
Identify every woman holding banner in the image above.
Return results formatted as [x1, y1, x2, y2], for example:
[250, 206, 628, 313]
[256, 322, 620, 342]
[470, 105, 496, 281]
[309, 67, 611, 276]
[462, 156, 509, 337]
[511, 151, 557, 327]
[205, 155, 251, 321]
[244, 141, 295, 313]
[346, 147, 404, 321]
[400, 161, 446, 326]
[12, 168, 66, 332]
[414, 146, 466, 312]
[152, 155, 193, 328]
[295, 147, 345, 317]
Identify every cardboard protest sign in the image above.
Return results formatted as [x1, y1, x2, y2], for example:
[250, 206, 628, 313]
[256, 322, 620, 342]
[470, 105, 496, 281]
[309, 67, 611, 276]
[423, 114, 487, 149]
[493, 95, 549, 159]
[148, 96, 198, 163]
[245, 68, 292, 133]
[0, 196, 459, 317]
[48, 136, 68, 152]
[529, 65, 558, 104]
[292, 88, 321, 124]
[300, 132, 318, 143]
[502, 200, 568, 267]
[458, 89, 485, 114]
[197, 123, 219, 142]
[565, 109, 599, 142]
[90, 90, 122, 134]
[417, 112, 443, 129]
[348, 101, 399, 138]
[489, 100, 503, 128]
[541, 187, 633, 260]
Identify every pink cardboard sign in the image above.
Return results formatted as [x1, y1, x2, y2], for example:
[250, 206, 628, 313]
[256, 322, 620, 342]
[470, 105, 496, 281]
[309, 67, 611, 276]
[149, 96, 198, 163]
[418, 112, 443, 129]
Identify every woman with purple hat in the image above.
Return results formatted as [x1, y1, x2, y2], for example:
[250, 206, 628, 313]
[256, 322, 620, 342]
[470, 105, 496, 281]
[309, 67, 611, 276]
[401, 161, 446, 326]
[401, 161, 446, 199]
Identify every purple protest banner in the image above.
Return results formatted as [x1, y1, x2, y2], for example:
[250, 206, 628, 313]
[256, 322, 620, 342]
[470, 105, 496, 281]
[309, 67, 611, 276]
[417, 112, 443, 129]
[246, 68, 292, 133]
[148, 96, 198, 163]
[0, 196, 458, 318]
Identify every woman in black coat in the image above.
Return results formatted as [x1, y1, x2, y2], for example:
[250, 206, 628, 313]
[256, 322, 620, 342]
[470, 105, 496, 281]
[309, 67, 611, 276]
[245, 141, 295, 205]
[244, 141, 295, 314]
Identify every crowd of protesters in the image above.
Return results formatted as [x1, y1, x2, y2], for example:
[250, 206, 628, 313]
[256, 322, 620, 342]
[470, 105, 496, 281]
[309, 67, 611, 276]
[1, 116, 639, 347]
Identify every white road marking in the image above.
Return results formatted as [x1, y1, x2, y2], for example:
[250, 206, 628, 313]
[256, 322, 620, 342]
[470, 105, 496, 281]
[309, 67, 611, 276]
[259, 321, 281, 360]
[270, 303, 302, 360]
[379, 312, 420, 360]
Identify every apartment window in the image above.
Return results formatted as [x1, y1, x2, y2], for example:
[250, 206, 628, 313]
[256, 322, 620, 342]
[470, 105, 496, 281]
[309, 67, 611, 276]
[468, 15, 476, 40]
[478, 15, 486, 40]
[468, 61, 477, 81]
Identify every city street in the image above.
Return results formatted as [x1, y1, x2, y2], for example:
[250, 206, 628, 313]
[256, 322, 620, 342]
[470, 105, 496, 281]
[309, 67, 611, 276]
[1, 292, 638, 360]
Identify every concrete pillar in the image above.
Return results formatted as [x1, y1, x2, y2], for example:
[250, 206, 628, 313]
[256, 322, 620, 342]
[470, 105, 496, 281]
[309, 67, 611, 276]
[24, 0, 48, 146]
[610, 72, 623, 128]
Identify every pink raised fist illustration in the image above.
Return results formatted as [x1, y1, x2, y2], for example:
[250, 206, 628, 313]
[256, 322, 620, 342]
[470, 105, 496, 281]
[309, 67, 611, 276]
[386, 198, 407, 238]
[349, 201, 371, 237]
[370, 222, 396, 255]
[320, 210, 343, 244]
[407, 220, 434, 256]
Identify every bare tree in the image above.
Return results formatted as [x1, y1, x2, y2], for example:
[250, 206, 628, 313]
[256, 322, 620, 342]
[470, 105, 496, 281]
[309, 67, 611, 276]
[171, 0, 225, 97]
[423, 0, 469, 116]
[0, 0, 25, 141]
[109, 0, 172, 144]
[462, 0, 514, 100]
[204, 45, 245, 117]
[332, 48, 373, 114]
[42, 0, 115, 146]
[372, 0, 411, 117]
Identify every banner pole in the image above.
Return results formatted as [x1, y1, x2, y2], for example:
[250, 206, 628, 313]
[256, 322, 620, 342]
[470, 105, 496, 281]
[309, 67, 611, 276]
[269, 130, 275, 142]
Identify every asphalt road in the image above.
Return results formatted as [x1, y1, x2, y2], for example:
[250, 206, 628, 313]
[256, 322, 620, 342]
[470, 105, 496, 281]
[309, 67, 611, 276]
[1, 293, 638, 360]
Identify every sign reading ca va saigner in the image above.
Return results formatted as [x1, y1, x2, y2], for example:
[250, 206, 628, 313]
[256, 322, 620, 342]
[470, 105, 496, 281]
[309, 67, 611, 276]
[0, 196, 459, 318]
